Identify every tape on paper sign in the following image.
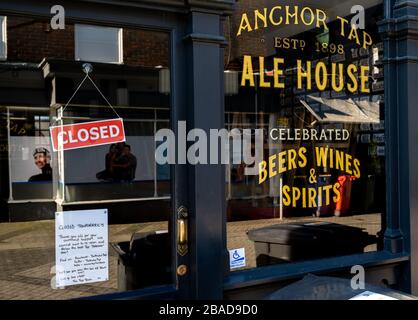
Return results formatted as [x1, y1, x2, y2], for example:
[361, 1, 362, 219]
[229, 248, 246, 270]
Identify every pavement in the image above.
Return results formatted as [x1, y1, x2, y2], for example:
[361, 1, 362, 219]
[0, 220, 168, 299]
[0, 213, 380, 300]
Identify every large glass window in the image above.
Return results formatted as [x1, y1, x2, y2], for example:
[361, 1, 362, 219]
[0, 15, 172, 299]
[225, 0, 385, 271]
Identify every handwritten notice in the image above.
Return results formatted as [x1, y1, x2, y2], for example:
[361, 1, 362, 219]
[55, 209, 109, 288]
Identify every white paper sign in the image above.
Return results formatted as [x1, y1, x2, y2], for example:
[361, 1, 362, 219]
[229, 248, 246, 270]
[55, 209, 109, 288]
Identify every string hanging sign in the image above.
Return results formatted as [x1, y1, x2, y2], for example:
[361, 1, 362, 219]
[49, 63, 126, 152]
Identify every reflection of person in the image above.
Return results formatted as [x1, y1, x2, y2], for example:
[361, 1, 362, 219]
[28, 147, 52, 182]
[112, 144, 137, 182]
[122, 145, 137, 181]
[106, 144, 118, 174]
[96, 143, 137, 182]
[96, 144, 117, 181]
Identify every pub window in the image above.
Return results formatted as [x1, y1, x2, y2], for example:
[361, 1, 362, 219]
[75, 24, 123, 64]
[225, 0, 386, 271]
[0, 15, 172, 299]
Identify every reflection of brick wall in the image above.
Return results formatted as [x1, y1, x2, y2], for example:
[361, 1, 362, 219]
[7, 17, 74, 62]
[6, 17, 169, 67]
[124, 29, 169, 67]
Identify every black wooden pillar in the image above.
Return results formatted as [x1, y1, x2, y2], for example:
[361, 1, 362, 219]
[379, 0, 418, 294]
[184, 3, 232, 299]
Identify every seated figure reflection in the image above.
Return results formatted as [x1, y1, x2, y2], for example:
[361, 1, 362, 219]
[96, 142, 137, 182]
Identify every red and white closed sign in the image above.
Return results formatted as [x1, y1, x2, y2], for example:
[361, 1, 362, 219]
[50, 118, 126, 151]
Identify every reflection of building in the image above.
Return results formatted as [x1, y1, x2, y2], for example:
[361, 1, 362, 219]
[0, 17, 171, 222]
[0, 2, 384, 224]
[0, 0, 418, 301]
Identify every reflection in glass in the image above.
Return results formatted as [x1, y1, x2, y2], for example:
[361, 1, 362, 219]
[0, 16, 172, 299]
[226, 0, 385, 270]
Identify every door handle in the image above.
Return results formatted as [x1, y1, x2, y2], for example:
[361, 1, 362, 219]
[177, 206, 188, 256]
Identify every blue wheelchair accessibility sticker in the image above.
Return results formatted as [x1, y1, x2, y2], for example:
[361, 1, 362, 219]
[229, 248, 246, 269]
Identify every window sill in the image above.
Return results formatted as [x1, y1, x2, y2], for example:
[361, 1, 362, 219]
[57, 196, 171, 206]
[224, 251, 410, 291]
[8, 199, 54, 203]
